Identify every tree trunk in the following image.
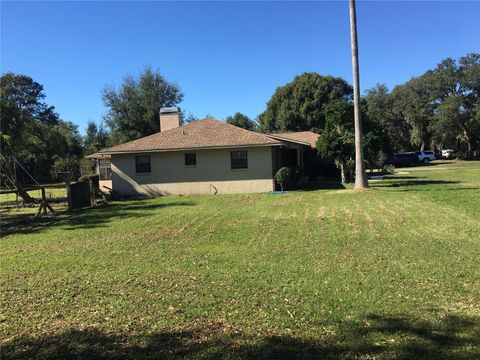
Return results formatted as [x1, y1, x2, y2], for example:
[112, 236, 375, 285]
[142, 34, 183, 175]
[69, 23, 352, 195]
[462, 127, 473, 158]
[349, 0, 369, 189]
[340, 163, 347, 184]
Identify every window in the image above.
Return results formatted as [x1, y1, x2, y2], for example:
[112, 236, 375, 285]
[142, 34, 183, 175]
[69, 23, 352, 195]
[185, 153, 197, 166]
[135, 155, 151, 173]
[99, 160, 112, 180]
[231, 151, 248, 169]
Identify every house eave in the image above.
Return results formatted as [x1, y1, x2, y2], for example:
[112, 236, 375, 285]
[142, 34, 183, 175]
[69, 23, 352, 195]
[85, 153, 112, 159]
[92, 142, 282, 157]
[266, 134, 311, 147]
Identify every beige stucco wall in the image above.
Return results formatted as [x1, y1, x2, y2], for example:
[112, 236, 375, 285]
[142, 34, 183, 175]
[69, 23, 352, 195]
[160, 113, 182, 132]
[111, 147, 275, 196]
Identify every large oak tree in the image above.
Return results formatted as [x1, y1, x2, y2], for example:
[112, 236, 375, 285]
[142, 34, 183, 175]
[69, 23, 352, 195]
[103, 67, 183, 144]
[258, 73, 352, 133]
[429, 54, 480, 156]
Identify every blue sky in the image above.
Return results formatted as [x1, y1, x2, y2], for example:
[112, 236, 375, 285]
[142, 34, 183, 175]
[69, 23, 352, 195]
[1, 1, 479, 134]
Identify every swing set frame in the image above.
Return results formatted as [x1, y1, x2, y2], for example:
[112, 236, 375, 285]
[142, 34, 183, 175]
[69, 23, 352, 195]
[0, 155, 56, 218]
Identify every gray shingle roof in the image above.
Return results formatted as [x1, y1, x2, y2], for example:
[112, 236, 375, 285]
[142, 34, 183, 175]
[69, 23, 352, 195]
[90, 118, 281, 156]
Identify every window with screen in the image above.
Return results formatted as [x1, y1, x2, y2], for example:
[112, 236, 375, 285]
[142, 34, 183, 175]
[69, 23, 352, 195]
[135, 155, 151, 173]
[185, 153, 197, 166]
[99, 160, 112, 180]
[230, 151, 248, 169]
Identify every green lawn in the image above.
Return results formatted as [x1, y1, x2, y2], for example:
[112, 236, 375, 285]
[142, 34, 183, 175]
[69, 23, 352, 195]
[1, 160, 479, 359]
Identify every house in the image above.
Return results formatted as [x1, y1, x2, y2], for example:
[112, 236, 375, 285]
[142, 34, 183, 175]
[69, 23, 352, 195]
[87, 108, 319, 196]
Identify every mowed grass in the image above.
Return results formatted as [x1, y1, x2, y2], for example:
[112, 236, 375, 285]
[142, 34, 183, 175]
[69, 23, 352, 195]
[1, 161, 479, 359]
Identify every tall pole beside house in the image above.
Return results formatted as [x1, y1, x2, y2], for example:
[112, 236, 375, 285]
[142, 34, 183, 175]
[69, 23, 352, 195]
[349, 0, 369, 189]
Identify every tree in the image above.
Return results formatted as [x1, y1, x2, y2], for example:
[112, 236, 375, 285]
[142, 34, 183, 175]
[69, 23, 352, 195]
[361, 101, 393, 171]
[103, 67, 183, 144]
[1, 73, 85, 191]
[391, 74, 435, 151]
[52, 121, 83, 158]
[49, 120, 84, 179]
[259, 73, 352, 133]
[82, 120, 109, 175]
[84, 121, 108, 155]
[429, 54, 480, 157]
[364, 54, 480, 156]
[364, 84, 412, 152]
[183, 113, 199, 124]
[0, 73, 61, 201]
[433, 95, 480, 157]
[349, 0, 368, 189]
[225, 112, 258, 131]
[0, 72, 59, 152]
[316, 100, 355, 183]
[382, 53, 480, 157]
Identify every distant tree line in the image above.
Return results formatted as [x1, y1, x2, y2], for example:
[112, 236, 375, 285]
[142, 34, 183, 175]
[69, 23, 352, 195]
[254, 54, 479, 162]
[364, 54, 479, 157]
[251, 54, 479, 181]
[1, 53, 478, 187]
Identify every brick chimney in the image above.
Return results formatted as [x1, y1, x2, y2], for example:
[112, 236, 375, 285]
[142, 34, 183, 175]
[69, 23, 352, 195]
[159, 107, 182, 132]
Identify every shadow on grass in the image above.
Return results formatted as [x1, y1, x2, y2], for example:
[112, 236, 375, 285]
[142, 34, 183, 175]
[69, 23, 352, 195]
[375, 180, 460, 189]
[374, 187, 480, 193]
[60, 201, 195, 231]
[295, 182, 347, 191]
[398, 161, 453, 168]
[0, 199, 195, 238]
[3, 314, 479, 359]
[383, 176, 425, 180]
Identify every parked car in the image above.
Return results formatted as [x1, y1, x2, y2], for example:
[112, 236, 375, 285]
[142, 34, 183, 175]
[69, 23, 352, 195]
[441, 149, 455, 159]
[382, 153, 419, 168]
[416, 150, 436, 164]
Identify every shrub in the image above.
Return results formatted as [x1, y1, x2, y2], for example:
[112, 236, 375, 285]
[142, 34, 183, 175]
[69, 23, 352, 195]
[274, 167, 292, 191]
[274, 166, 304, 191]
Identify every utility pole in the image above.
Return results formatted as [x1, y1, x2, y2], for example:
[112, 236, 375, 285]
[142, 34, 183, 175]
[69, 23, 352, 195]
[349, 0, 369, 189]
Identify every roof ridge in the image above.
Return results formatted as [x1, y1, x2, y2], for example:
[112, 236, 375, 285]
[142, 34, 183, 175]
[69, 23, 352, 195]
[99, 118, 219, 153]
[271, 131, 317, 134]
[95, 116, 281, 155]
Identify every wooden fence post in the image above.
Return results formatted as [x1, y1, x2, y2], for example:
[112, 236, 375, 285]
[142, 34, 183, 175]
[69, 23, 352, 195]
[35, 186, 56, 217]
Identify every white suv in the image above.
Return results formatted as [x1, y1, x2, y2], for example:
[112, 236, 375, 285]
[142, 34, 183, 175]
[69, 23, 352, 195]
[416, 150, 436, 164]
